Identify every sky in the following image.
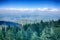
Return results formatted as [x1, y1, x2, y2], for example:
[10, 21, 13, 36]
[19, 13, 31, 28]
[0, 0, 60, 8]
[0, 0, 60, 13]
[0, 0, 60, 21]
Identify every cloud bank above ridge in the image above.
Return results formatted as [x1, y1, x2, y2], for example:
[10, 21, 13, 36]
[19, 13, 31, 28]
[0, 8, 60, 14]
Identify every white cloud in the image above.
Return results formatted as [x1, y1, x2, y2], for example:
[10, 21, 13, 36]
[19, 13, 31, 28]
[49, 8, 58, 11]
[37, 8, 48, 11]
[0, 8, 59, 13]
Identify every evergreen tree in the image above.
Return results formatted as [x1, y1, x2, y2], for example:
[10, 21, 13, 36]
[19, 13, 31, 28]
[30, 32, 39, 40]
[26, 27, 33, 40]
[16, 29, 26, 40]
[40, 26, 54, 40]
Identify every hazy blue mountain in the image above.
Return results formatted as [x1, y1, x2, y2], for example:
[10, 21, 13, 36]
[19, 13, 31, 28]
[0, 13, 60, 22]
[0, 21, 21, 27]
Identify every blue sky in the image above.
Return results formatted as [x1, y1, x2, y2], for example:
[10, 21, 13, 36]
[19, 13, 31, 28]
[0, 0, 60, 21]
[0, 0, 60, 13]
[0, 0, 60, 8]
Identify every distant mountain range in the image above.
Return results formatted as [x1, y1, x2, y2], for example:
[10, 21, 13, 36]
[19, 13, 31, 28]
[0, 13, 60, 24]
[0, 21, 21, 27]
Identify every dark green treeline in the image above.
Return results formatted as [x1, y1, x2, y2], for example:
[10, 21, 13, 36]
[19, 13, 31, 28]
[0, 20, 60, 40]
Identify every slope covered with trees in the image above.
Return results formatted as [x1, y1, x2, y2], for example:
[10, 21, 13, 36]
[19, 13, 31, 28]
[0, 20, 60, 40]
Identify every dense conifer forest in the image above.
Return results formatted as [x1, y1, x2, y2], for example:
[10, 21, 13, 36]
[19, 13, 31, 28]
[0, 20, 60, 40]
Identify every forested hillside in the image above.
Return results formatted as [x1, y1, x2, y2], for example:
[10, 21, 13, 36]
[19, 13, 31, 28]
[0, 20, 60, 40]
